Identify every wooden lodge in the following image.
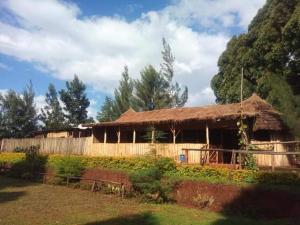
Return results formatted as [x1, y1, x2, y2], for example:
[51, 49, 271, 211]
[86, 94, 294, 167]
[33, 127, 92, 139]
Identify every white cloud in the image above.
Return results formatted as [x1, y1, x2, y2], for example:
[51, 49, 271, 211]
[0, 62, 11, 70]
[0, 0, 266, 107]
[164, 0, 265, 30]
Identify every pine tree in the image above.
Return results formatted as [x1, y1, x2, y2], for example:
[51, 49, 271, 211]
[40, 84, 66, 130]
[0, 90, 24, 138]
[97, 96, 118, 122]
[22, 81, 38, 137]
[133, 65, 169, 111]
[60, 75, 90, 126]
[0, 83, 38, 138]
[114, 66, 134, 115]
[161, 38, 188, 107]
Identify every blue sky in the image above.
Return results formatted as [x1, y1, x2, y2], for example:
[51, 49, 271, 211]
[0, 0, 266, 119]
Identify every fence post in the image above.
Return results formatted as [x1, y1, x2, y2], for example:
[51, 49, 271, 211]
[271, 154, 275, 172]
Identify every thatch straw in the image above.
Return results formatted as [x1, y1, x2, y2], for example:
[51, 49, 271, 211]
[86, 94, 284, 131]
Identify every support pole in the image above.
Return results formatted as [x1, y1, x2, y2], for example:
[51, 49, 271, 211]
[206, 123, 210, 164]
[104, 129, 107, 144]
[151, 129, 155, 144]
[206, 123, 210, 149]
[271, 154, 275, 172]
[133, 130, 136, 144]
[117, 128, 121, 144]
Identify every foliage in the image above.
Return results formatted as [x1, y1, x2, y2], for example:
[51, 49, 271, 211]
[1, 153, 299, 186]
[60, 75, 93, 126]
[211, 0, 300, 135]
[40, 83, 66, 130]
[237, 120, 258, 170]
[8, 146, 47, 179]
[98, 38, 188, 122]
[52, 156, 85, 178]
[0, 82, 38, 138]
[133, 65, 169, 111]
[142, 126, 168, 143]
[161, 38, 188, 108]
[130, 158, 177, 203]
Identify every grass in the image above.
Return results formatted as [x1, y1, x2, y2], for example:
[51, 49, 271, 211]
[0, 176, 294, 225]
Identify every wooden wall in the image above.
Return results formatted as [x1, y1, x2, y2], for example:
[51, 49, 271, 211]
[251, 132, 291, 167]
[0, 138, 205, 163]
[0, 137, 294, 167]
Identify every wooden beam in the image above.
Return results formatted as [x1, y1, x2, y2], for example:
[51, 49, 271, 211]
[206, 123, 210, 149]
[104, 129, 107, 144]
[151, 129, 155, 144]
[133, 130, 136, 144]
[117, 128, 121, 144]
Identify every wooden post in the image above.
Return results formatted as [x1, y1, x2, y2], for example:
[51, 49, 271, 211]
[233, 151, 236, 169]
[185, 149, 189, 164]
[151, 129, 155, 144]
[133, 130, 136, 144]
[117, 128, 121, 144]
[206, 123, 210, 164]
[104, 129, 107, 144]
[271, 154, 275, 172]
[206, 123, 210, 149]
[173, 129, 176, 144]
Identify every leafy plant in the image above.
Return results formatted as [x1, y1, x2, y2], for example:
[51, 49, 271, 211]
[52, 156, 85, 178]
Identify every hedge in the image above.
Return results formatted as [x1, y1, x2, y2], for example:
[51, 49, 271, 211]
[0, 153, 299, 186]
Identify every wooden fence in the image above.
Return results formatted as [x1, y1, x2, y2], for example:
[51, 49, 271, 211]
[0, 138, 205, 163]
[1, 138, 299, 168]
[0, 137, 93, 155]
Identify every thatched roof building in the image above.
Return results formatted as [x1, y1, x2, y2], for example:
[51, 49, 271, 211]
[88, 94, 285, 132]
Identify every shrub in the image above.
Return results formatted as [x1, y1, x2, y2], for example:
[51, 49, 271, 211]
[130, 158, 177, 203]
[52, 156, 85, 178]
[7, 146, 47, 179]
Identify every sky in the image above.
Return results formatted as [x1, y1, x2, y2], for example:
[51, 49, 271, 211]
[0, 0, 266, 119]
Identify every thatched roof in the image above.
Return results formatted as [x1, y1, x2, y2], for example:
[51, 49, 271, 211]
[87, 94, 285, 131]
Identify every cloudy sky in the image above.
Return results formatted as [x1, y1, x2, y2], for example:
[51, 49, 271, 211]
[0, 0, 266, 118]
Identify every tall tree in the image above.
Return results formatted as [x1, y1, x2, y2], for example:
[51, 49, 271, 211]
[161, 38, 188, 107]
[60, 75, 90, 126]
[0, 83, 38, 138]
[114, 66, 134, 115]
[211, 0, 300, 135]
[97, 96, 118, 122]
[22, 82, 38, 137]
[97, 66, 134, 122]
[40, 83, 66, 130]
[133, 65, 169, 111]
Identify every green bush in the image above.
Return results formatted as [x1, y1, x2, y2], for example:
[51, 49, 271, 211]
[1, 153, 299, 187]
[52, 156, 85, 178]
[8, 147, 47, 179]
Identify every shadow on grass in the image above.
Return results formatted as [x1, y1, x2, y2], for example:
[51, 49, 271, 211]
[84, 212, 159, 225]
[0, 190, 26, 203]
[210, 183, 300, 225]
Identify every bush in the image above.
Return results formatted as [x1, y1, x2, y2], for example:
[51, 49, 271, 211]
[8, 146, 47, 179]
[130, 158, 177, 203]
[52, 156, 85, 178]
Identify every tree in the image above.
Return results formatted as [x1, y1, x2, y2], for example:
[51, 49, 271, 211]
[133, 65, 169, 111]
[60, 75, 90, 126]
[211, 0, 300, 135]
[40, 84, 66, 130]
[0, 82, 38, 138]
[97, 96, 118, 122]
[161, 38, 188, 107]
[114, 66, 134, 116]
[22, 82, 38, 137]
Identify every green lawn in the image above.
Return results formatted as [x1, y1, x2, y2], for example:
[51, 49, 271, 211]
[0, 176, 293, 225]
